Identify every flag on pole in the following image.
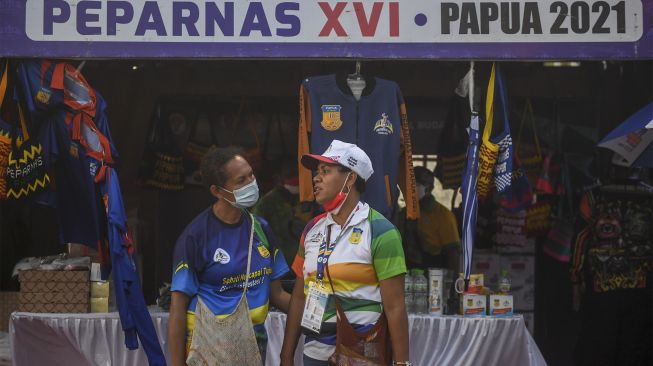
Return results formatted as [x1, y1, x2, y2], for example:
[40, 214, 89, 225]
[458, 62, 480, 290]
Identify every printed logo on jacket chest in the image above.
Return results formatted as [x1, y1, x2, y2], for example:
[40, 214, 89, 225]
[373, 113, 394, 135]
[320, 105, 343, 131]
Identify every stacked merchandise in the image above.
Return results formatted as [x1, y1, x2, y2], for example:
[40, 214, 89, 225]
[0, 59, 165, 365]
[18, 270, 90, 313]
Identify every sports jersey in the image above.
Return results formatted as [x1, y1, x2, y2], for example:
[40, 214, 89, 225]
[171, 208, 289, 344]
[38, 109, 103, 247]
[292, 202, 407, 361]
[298, 74, 419, 220]
[99, 167, 166, 366]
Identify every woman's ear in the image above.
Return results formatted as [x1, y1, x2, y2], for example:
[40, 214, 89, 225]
[209, 185, 222, 199]
[347, 172, 358, 190]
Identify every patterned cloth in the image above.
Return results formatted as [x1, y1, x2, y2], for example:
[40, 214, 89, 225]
[571, 191, 652, 292]
[292, 202, 407, 361]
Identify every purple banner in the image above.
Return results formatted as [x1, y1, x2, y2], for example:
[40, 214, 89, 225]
[1, 0, 652, 59]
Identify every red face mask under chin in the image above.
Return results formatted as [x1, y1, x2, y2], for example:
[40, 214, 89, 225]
[323, 173, 351, 214]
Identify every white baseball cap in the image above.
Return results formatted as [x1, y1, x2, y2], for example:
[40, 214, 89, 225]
[301, 140, 374, 181]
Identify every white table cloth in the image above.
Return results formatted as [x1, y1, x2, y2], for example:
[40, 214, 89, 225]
[10, 311, 546, 366]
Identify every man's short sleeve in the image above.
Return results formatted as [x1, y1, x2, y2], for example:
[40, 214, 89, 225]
[371, 217, 407, 281]
[170, 231, 200, 297]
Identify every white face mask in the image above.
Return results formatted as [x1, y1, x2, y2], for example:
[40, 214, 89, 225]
[220, 179, 260, 209]
[417, 184, 427, 200]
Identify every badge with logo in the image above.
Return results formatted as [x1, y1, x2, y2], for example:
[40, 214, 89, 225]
[213, 248, 231, 264]
[373, 113, 394, 135]
[258, 245, 270, 258]
[309, 232, 324, 243]
[349, 228, 363, 244]
[320, 105, 343, 131]
[36, 87, 52, 106]
[69, 143, 79, 159]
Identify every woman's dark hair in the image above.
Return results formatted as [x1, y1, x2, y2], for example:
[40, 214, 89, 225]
[200, 146, 242, 188]
[337, 166, 366, 194]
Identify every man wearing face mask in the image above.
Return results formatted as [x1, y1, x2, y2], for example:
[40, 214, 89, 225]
[398, 166, 460, 272]
[168, 147, 291, 366]
[281, 140, 410, 366]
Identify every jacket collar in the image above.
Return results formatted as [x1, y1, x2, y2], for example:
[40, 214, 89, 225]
[335, 73, 376, 98]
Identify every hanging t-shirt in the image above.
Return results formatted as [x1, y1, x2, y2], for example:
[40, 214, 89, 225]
[292, 202, 407, 361]
[571, 190, 652, 292]
[171, 209, 289, 343]
[298, 74, 419, 220]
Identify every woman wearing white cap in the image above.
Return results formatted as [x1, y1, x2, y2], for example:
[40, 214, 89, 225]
[281, 140, 410, 366]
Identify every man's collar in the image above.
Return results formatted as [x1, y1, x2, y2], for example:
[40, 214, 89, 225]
[325, 201, 369, 228]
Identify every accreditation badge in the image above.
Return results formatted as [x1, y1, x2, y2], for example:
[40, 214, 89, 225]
[300, 281, 330, 334]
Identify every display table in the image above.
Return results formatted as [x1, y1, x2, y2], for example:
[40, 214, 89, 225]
[10, 311, 545, 366]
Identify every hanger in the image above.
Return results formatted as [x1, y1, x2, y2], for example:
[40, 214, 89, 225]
[347, 61, 364, 81]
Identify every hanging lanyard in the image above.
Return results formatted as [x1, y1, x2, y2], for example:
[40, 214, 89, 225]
[315, 206, 359, 283]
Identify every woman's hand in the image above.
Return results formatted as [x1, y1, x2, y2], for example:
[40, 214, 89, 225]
[168, 291, 190, 366]
[380, 274, 410, 364]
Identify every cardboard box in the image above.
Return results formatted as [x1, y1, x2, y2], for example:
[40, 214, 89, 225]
[91, 297, 109, 313]
[500, 256, 535, 311]
[0, 292, 19, 331]
[18, 270, 90, 314]
[18, 281, 89, 294]
[497, 237, 536, 255]
[489, 295, 514, 316]
[91, 281, 110, 298]
[68, 243, 100, 262]
[18, 303, 89, 313]
[18, 270, 89, 285]
[460, 294, 486, 317]
[19, 292, 89, 304]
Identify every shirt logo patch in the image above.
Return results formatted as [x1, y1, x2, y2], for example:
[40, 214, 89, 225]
[258, 245, 270, 258]
[69, 143, 79, 159]
[213, 248, 231, 264]
[36, 87, 52, 105]
[373, 113, 394, 135]
[320, 105, 343, 131]
[309, 232, 324, 243]
[349, 228, 363, 244]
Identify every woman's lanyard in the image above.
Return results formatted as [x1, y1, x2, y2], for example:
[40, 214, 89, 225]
[315, 206, 359, 285]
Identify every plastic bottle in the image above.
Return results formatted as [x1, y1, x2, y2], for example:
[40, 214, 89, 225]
[404, 270, 414, 313]
[412, 269, 429, 314]
[499, 269, 511, 294]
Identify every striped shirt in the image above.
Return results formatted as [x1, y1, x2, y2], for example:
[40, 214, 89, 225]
[292, 202, 407, 361]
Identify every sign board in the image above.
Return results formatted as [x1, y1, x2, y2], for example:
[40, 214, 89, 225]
[1, 0, 652, 59]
